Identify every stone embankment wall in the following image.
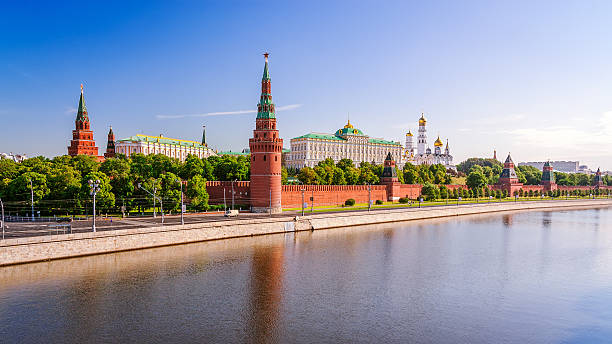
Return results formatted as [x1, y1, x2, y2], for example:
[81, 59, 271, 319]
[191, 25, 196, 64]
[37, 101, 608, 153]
[1, 199, 610, 266]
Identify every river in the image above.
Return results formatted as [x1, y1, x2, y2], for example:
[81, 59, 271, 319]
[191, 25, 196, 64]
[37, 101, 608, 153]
[1, 207, 612, 343]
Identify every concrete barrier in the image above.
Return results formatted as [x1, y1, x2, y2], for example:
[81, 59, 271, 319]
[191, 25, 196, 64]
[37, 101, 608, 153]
[1, 199, 610, 266]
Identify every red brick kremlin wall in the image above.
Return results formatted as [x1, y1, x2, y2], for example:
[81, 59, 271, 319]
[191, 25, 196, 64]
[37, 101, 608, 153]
[281, 185, 388, 208]
[205, 182, 612, 209]
[206, 181, 251, 206]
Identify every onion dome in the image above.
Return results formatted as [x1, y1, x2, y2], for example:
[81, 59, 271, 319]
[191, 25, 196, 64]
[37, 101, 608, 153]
[418, 113, 427, 125]
[434, 136, 443, 147]
[406, 130, 413, 137]
[344, 119, 354, 129]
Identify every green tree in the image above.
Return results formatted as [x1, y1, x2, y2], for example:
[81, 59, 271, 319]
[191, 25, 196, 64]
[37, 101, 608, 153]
[186, 175, 209, 211]
[182, 154, 204, 179]
[298, 167, 318, 185]
[421, 182, 438, 201]
[80, 171, 115, 212]
[466, 170, 487, 191]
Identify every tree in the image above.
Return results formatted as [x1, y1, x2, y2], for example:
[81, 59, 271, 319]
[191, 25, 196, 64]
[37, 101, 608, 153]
[466, 170, 487, 191]
[186, 175, 209, 211]
[298, 167, 317, 185]
[160, 172, 181, 212]
[281, 166, 288, 184]
[421, 182, 438, 201]
[80, 171, 115, 212]
[182, 154, 204, 179]
[7, 172, 50, 213]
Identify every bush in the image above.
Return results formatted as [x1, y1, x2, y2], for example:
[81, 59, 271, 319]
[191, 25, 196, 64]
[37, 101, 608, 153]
[399, 197, 410, 204]
[345, 198, 355, 206]
[375, 200, 383, 205]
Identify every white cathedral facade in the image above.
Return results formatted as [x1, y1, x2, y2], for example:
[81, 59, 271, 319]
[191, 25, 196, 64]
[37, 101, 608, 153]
[404, 113, 454, 169]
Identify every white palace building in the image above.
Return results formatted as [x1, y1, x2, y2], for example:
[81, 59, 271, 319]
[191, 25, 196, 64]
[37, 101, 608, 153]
[115, 131, 216, 162]
[285, 120, 404, 169]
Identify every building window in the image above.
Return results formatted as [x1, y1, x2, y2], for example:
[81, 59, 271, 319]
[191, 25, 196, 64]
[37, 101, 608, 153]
[263, 155, 267, 161]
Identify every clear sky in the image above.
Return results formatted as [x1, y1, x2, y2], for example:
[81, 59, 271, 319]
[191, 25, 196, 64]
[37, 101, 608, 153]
[2, 1, 612, 169]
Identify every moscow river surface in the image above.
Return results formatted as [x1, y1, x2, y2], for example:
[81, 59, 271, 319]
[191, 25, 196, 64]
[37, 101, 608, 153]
[2, 207, 612, 343]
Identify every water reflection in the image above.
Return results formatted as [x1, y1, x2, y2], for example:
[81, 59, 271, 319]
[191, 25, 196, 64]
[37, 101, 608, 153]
[1, 207, 612, 343]
[247, 246, 284, 343]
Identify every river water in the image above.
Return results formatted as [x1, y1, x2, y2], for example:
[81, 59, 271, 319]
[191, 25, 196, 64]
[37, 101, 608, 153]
[1, 207, 612, 343]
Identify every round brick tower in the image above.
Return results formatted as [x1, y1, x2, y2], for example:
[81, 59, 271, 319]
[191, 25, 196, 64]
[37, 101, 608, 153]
[249, 53, 283, 213]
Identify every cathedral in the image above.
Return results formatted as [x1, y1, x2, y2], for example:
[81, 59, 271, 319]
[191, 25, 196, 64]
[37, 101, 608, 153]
[404, 113, 454, 169]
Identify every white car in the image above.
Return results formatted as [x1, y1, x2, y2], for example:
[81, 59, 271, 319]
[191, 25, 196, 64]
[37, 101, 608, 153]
[224, 209, 239, 217]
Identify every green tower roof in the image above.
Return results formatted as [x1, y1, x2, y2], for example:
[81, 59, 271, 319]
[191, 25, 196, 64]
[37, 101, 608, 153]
[263, 58, 270, 80]
[77, 84, 88, 122]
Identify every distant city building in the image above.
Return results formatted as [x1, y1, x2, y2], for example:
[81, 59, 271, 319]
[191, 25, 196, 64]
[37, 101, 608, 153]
[404, 113, 454, 169]
[518, 161, 579, 173]
[286, 120, 403, 169]
[115, 130, 215, 161]
[0, 152, 27, 162]
[578, 165, 591, 174]
[67, 85, 100, 159]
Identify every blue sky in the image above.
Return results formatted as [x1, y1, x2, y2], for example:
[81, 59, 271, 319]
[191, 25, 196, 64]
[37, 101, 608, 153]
[2, 1, 612, 169]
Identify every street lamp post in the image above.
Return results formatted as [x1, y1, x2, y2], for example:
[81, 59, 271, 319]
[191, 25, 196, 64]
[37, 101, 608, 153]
[28, 179, 34, 221]
[138, 183, 164, 224]
[232, 179, 237, 210]
[88, 179, 101, 232]
[1, 197, 4, 240]
[176, 178, 184, 225]
[368, 184, 372, 212]
[301, 188, 306, 216]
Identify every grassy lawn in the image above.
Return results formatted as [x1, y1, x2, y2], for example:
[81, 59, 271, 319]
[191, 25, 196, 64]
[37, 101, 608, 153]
[284, 196, 611, 214]
[451, 177, 466, 185]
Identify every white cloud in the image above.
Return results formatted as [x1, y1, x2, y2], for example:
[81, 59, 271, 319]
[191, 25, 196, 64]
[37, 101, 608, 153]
[156, 104, 303, 120]
[64, 107, 77, 115]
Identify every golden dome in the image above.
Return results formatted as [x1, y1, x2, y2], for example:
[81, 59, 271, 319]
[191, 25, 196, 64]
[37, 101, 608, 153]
[405, 130, 413, 137]
[418, 113, 427, 125]
[344, 119, 354, 129]
[434, 136, 443, 147]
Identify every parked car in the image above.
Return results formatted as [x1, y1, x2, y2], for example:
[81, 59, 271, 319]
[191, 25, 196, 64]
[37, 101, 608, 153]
[224, 209, 239, 217]
[56, 217, 73, 223]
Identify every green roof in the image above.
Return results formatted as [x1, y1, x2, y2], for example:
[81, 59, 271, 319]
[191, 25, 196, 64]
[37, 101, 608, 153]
[368, 138, 401, 146]
[263, 60, 270, 80]
[219, 150, 250, 156]
[117, 134, 207, 148]
[292, 133, 400, 146]
[77, 88, 88, 122]
[293, 133, 344, 141]
[282, 148, 291, 153]
[335, 127, 365, 136]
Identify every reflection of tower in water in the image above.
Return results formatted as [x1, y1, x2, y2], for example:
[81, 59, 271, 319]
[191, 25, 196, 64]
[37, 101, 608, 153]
[247, 246, 284, 343]
[502, 214, 514, 227]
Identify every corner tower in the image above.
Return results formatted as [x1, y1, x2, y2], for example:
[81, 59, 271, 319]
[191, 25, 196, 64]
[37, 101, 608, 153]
[68, 84, 99, 157]
[249, 53, 283, 213]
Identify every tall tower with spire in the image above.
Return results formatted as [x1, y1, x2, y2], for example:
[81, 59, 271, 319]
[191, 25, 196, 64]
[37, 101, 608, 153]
[417, 113, 427, 155]
[104, 126, 115, 158]
[249, 53, 283, 213]
[68, 84, 99, 157]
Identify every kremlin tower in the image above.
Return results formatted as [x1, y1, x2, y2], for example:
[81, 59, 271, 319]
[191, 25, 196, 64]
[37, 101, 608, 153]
[497, 153, 523, 195]
[68, 84, 99, 158]
[104, 126, 116, 158]
[249, 53, 283, 213]
[541, 161, 557, 192]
